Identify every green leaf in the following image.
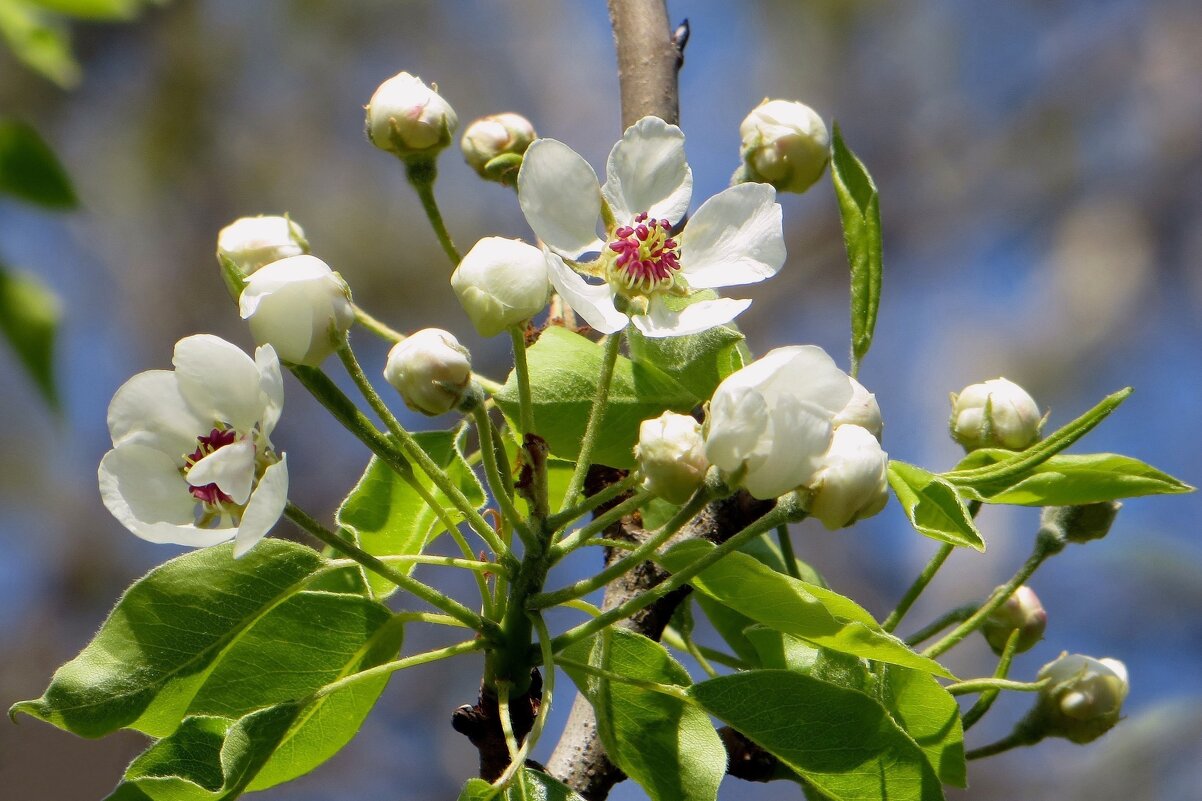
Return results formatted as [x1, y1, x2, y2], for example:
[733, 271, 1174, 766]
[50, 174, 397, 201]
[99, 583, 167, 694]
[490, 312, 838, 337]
[11, 541, 329, 738]
[336, 429, 485, 599]
[560, 628, 725, 801]
[659, 540, 953, 677]
[0, 1, 79, 87]
[627, 293, 747, 400]
[28, 0, 150, 21]
[458, 769, 587, 801]
[0, 265, 61, 409]
[887, 461, 985, 551]
[947, 450, 1194, 506]
[691, 671, 945, 801]
[830, 124, 882, 375]
[0, 118, 77, 207]
[494, 326, 696, 468]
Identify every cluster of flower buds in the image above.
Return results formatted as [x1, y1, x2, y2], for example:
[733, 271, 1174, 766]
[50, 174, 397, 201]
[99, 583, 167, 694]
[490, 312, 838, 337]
[981, 585, 1047, 654]
[383, 328, 475, 416]
[366, 72, 458, 160]
[738, 99, 830, 195]
[1030, 653, 1129, 744]
[950, 377, 1043, 451]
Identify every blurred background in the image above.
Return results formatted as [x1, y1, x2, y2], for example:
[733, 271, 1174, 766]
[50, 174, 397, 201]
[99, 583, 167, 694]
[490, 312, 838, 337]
[1, 1, 1199, 799]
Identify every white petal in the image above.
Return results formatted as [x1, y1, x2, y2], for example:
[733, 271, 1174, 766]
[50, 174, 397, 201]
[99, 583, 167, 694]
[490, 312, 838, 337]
[233, 456, 288, 558]
[544, 249, 628, 334]
[704, 385, 770, 473]
[107, 370, 206, 458]
[237, 255, 336, 315]
[603, 116, 693, 225]
[724, 345, 852, 416]
[186, 440, 256, 505]
[680, 183, 786, 289]
[245, 281, 324, 365]
[174, 334, 265, 432]
[742, 396, 834, 499]
[256, 345, 284, 439]
[99, 444, 234, 548]
[518, 139, 603, 258]
[632, 296, 751, 339]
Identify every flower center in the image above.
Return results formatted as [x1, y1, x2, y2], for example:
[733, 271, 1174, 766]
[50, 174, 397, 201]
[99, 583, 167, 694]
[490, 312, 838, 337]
[603, 212, 681, 295]
[185, 427, 238, 505]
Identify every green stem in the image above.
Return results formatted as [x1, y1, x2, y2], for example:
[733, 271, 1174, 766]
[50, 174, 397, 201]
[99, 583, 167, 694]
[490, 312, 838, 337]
[961, 630, 1020, 731]
[554, 656, 691, 702]
[353, 304, 404, 342]
[391, 611, 474, 628]
[535, 489, 709, 608]
[492, 614, 557, 790]
[947, 678, 1047, 696]
[904, 604, 977, 647]
[548, 472, 643, 532]
[473, 405, 533, 547]
[328, 555, 506, 576]
[965, 728, 1043, 761]
[581, 537, 639, 552]
[883, 543, 954, 634]
[661, 628, 749, 670]
[550, 489, 654, 561]
[509, 327, 535, 437]
[497, 682, 521, 759]
[407, 160, 461, 265]
[776, 524, 801, 581]
[314, 639, 484, 699]
[286, 503, 496, 637]
[559, 331, 623, 514]
[551, 498, 803, 653]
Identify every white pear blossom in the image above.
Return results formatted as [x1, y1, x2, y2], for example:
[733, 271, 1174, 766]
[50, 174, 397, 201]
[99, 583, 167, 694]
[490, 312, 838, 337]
[704, 346, 853, 499]
[806, 424, 889, 530]
[98, 335, 288, 558]
[1035, 653, 1129, 743]
[366, 71, 458, 157]
[739, 99, 830, 194]
[832, 376, 882, 439]
[239, 255, 355, 367]
[384, 328, 473, 416]
[217, 215, 308, 275]
[516, 116, 786, 338]
[950, 377, 1042, 451]
[451, 237, 550, 337]
[635, 412, 709, 504]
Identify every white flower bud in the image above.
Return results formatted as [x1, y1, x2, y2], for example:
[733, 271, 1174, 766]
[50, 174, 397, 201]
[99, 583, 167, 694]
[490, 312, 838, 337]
[805, 424, 889, 530]
[366, 72, 458, 158]
[451, 237, 550, 337]
[1034, 653, 1129, 743]
[950, 377, 1042, 451]
[238, 255, 354, 367]
[635, 412, 709, 504]
[217, 215, 308, 276]
[832, 377, 882, 439]
[739, 99, 830, 194]
[981, 585, 1047, 654]
[461, 113, 536, 183]
[384, 329, 473, 416]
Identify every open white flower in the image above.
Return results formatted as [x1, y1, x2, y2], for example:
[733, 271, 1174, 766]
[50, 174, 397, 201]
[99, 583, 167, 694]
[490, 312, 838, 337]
[98, 335, 288, 557]
[517, 116, 786, 338]
[704, 346, 853, 499]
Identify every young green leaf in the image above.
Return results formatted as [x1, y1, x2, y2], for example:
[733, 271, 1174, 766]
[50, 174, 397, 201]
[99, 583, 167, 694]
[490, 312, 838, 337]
[337, 429, 485, 598]
[691, 670, 945, 801]
[658, 540, 954, 678]
[888, 461, 986, 551]
[559, 628, 725, 801]
[494, 326, 696, 468]
[0, 4, 80, 87]
[458, 769, 587, 801]
[0, 118, 77, 206]
[0, 265, 61, 409]
[830, 124, 882, 376]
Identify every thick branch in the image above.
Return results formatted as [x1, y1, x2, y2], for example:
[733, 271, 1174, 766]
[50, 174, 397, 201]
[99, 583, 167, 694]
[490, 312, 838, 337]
[607, 0, 680, 127]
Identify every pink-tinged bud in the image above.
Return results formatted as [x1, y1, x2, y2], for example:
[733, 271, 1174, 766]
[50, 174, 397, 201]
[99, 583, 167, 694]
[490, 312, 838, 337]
[366, 72, 458, 158]
[383, 329, 473, 416]
[950, 377, 1043, 451]
[981, 585, 1047, 654]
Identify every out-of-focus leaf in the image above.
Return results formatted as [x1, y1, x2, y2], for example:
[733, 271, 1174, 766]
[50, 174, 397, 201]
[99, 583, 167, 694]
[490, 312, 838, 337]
[0, 1, 80, 86]
[0, 264, 61, 409]
[888, 461, 985, 551]
[0, 118, 77, 207]
[830, 125, 882, 375]
[29, 0, 151, 21]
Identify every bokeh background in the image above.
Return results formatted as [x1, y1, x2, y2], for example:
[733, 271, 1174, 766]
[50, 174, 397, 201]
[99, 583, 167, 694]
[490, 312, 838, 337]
[2, 1, 1200, 799]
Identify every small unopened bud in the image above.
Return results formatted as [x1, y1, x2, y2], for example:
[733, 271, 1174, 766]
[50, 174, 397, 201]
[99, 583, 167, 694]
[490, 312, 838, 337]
[635, 412, 709, 504]
[832, 377, 882, 439]
[950, 377, 1042, 451]
[805, 424, 889, 530]
[451, 237, 550, 337]
[981, 585, 1047, 654]
[238, 255, 354, 367]
[461, 113, 536, 185]
[738, 100, 830, 194]
[217, 215, 308, 276]
[1032, 653, 1128, 744]
[384, 329, 473, 416]
[1047, 501, 1122, 544]
[366, 72, 458, 159]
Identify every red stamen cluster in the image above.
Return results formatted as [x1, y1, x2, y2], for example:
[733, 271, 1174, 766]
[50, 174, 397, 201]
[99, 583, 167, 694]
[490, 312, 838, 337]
[186, 427, 238, 505]
[607, 212, 681, 291]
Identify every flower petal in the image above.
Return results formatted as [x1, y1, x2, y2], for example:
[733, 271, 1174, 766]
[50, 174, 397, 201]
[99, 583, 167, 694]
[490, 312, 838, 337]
[704, 385, 770, 473]
[631, 296, 751, 338]
[603, 116, 693, 225]
[256, 344, 284, 439]
[741, 395, 834, 500]
[186, 440, 256, 505]
[233, 456, 288, 558]
[544, 249, 628, 334]
[107, 369, 206, 458]
[754, 345, 852, 414]
[518, 139, 603, 258]
[174, 334, 266, 432]
[680, 183, 786, 288]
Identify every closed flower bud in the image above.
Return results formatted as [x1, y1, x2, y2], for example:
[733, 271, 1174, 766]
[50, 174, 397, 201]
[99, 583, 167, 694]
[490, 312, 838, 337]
[950, 377, 1042, 451]
[451, 237, 550, 337]
[738, 99, 830, 194]
[635, 412, 709, 504]
[1033, 653, 1129, 744]
[461, 112, 536, 184]
[982, 585, 1047, 654]
[1049, 501, 1122, 544]
[238, 255, 354, 367]
[805, 424, 889, 530]
[366, 72, 458, 158]
[384, 329, 473, 416]
[217, 215, 308, 276]
[832, 376, 883, 439]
